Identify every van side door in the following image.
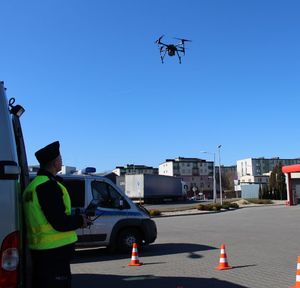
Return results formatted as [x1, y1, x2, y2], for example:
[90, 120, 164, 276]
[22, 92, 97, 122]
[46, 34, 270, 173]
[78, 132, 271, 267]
[85, 180, 131, 244]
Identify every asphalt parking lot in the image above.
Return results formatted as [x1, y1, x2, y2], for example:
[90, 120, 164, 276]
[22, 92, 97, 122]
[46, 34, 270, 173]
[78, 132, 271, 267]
[71, 204, 300, 288]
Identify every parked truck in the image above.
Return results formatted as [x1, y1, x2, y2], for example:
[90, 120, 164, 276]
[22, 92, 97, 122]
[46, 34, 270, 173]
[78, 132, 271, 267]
[125, 174, 186, 203]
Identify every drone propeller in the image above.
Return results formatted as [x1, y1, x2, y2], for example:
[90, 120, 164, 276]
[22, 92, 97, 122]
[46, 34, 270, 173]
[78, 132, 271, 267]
[155, 35, 165, 44]
[174, 37, 192, 44]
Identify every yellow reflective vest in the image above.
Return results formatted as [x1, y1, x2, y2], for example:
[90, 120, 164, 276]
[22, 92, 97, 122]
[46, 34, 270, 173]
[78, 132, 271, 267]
[23, 175, 78, 250]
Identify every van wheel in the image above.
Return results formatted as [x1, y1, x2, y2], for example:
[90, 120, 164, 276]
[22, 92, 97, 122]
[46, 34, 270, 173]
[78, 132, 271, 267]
[117, 228, 141, 253]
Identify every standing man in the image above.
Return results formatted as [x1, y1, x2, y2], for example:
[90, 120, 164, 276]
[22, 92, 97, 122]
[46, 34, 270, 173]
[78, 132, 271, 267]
[23, 141, 89, 288]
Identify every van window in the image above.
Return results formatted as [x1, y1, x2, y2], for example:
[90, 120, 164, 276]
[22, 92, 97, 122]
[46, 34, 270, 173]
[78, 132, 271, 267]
[63, 179, 85, 207]
[91, 181, 130, 209]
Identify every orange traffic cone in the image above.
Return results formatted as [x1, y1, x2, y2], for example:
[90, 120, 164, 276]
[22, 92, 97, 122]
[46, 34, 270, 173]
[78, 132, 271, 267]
[215, 243, 232, 270]
[128, 243, 143, 266]
[290, 256, 300, 287]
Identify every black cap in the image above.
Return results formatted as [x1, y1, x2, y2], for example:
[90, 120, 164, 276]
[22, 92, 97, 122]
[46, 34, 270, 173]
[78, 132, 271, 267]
[35, 141, 60, 165]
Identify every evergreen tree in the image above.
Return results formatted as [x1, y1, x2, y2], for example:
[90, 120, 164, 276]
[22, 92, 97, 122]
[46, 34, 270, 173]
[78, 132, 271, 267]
[259, 184, 262, 199]
[262, 184, 269, 199]
[276, 162, 287, 200]
[269, 162, 286, 200]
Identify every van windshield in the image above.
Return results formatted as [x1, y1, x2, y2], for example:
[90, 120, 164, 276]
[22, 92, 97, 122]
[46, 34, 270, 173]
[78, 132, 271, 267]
[91, 181, 130, 209]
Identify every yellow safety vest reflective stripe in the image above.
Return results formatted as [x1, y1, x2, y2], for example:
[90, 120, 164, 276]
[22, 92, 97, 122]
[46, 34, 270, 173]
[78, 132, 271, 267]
[23, 175, 78, 250]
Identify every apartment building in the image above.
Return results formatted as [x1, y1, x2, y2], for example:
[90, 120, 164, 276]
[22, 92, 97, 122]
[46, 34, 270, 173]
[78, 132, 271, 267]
[113, 164, 158, 176]
[159, 157, 214, 198]
[236, 157, 300, 184]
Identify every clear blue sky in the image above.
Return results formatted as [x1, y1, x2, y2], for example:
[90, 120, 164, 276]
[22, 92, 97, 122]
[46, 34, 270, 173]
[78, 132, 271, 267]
[1, 0, 300, 172]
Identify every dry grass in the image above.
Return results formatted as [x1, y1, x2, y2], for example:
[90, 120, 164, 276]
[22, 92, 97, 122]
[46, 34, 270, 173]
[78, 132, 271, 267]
[246, 199, 273, 205]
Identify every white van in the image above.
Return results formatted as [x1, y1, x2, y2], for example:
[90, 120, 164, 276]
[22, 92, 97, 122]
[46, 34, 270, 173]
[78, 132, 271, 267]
[60, 173, 157, 252]
[0, 81, 30, 287]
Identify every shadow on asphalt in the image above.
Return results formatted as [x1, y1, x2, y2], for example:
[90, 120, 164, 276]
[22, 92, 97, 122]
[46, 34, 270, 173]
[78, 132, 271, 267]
[73, 243, 217, 264]
[72, 273, 248, 288]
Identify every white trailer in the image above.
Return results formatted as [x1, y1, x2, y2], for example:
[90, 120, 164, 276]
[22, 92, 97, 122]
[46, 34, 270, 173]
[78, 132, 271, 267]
[125, 174, 186, 203]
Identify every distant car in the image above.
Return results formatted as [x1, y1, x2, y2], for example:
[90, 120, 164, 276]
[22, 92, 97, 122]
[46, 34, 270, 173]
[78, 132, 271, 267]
[189, 193, 205, 201]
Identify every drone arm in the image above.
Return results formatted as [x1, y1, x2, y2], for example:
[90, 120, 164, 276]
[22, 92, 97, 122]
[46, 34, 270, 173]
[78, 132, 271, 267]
[157, 42, 168, 48]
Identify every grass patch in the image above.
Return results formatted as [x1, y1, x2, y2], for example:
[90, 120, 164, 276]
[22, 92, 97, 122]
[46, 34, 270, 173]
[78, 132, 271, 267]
[148, 209, 161, 216]
[246, 199, 273, 205]
[222, 202, 231, 210]
[196, 202, 239, 211]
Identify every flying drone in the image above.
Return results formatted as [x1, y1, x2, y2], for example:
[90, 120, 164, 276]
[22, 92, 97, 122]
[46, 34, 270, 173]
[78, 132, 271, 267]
[155, 35, 191, 64]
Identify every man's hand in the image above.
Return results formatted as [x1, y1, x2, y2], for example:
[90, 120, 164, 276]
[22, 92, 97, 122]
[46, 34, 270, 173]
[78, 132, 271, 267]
[81, 215, 93, 228]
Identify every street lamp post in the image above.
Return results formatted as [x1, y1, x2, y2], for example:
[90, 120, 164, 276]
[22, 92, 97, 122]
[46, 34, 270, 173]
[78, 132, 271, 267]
[212, 153, 216, 203]
[218, 145, 223, 205]
[200, 151, 217, 203]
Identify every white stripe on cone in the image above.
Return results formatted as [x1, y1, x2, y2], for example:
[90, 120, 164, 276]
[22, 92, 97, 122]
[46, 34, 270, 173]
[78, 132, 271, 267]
[219, 258, 228, 263]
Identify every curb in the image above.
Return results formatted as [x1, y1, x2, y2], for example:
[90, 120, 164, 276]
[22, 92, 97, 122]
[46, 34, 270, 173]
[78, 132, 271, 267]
[151, 203, 286, 218]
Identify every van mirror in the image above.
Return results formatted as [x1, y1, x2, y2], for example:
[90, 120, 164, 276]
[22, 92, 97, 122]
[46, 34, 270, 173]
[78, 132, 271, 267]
[85, 199, 99, 217]
[0, 161, 20, 180]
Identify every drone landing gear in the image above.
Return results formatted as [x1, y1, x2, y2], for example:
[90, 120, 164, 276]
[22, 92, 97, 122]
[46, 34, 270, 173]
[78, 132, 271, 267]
[176, 50, 182, 64]
[160, 49, 167, 64]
